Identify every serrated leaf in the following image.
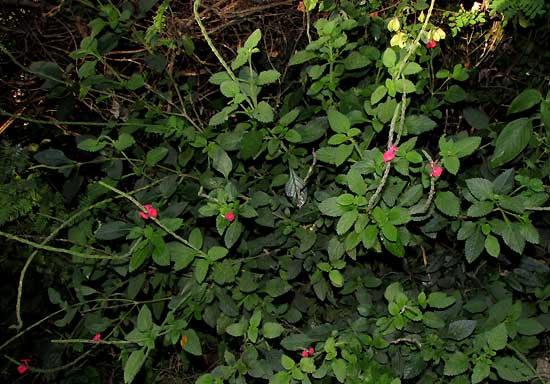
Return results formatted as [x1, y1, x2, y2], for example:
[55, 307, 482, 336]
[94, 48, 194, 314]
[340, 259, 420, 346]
[329, 270, 344, 288]
[220, 80, 240, 98]
[454, 136, 481, 158]
[319, 197, 345, 217]
[210, 145, 232, 178]
[402, 62, 422, 75]
[327, 109, 351, 133]
[336, 210, 358, 235]
[124, 348, 146, 384]
[428, 292, 456, 309]
[96, 221, 132, 240]
[516, 318, 545, 335]
[285, 168, 307, 208]
[444, 351, 469, 376]
[146, 147, 168, 166]
[447, 320, 476, 341]
[371, 85, 387, 105]
[465, 227, 484, 263]
[257, 69, 280, 85]
[466, 178, 494, 200]
[435, 191, 460, 217]
[262, 322, 284, 339]
[181, 329, 202, 356]
[502, 223, 525, 254]
[485, 234, 500, 257]
[194, 259, 209, 283]
[494, 356, 533, 382]
[114, 133, 135, 151]
[405, 115, 437, 135]
[137, 305, 152, 332]
[252, 101, 274, 122]
[472, 361, 491, 384]
[487, 323, 508, 351]
[463, 108, 489, 130]
[467, 201, 494, 217]
[382, 48, 396, 68]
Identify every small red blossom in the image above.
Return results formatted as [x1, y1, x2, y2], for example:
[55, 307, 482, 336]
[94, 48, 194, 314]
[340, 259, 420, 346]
[426, 40, 437, 49]
[297, 1, 305, 12]
[301, 350, 309, 358]
[92, 333, 102, 342]
[383, 145, 399, 163]
[308, 347, 315, 355]
[139, 204, 158, 220]
[225, 211, 235, 222]
[431, 166, 444, 177]
[17, 359, 31, 374]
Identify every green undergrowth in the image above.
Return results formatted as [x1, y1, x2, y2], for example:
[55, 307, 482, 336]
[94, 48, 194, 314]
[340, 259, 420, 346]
[0, 0, 549, 383]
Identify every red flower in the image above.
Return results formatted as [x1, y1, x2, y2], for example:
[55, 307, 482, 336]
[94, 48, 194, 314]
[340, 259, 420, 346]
[301, 349, 309, 357]
[308, 347, 315, 355]
[225, 211, 235, 222]
[427, 162, 444, 177]
[139, 204, 158, 220]
[92, 333, 101, 342]
[17, 359, 31, 374]
[426, 40, 437, 49]
[383, 145, 399, 163]
[297, 1, 305, 12]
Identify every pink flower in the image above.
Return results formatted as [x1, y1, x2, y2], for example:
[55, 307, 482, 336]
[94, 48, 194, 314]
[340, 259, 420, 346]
[225, 211, 235, 222]
[92, 333, 101, 342]
[308, 347, 315, 355]
[301, 349, 309, 358]
[139, 204, 158, 220]
[427, 162, 444, 177]
[431, 166, 444, 177]
[383, 145, 398, 163]
[17, 359, 30, 374]
[426, 40, 437, 49]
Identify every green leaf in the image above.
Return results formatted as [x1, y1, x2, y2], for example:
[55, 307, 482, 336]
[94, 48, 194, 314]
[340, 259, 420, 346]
[224, 221, 243, 248]
[137, 305, 152, 332]
[394, 78, 416, 94]
[494, 356, 533, 382]
[77, 138, 106, 152]
[194, 259, 209, 283]
[244, 28, 261, 50]
[289, 50, 317, 66]
[319, 197, 345, 217]
[444, 352, 469, 376]
[466, 178, 494, 200]
[443, 155, 460, 175]
[329, 270, 344, 287]
[226, 322, 247, 337]
[252, 101, 274, 123]
[381, 222, 397, 242]
[491, 118, 532, 168]
[262, 322, 284, 339]
[444, 85, 467, 103]
[454, 136, 481, 158]
[196, 374, 215, 384]
[467, 201, 494, 217]
[447, 320, 476, 341]
[257, 70, 280, 85]
[502, 223, 525, 254]
[382, 48, 396, 68]
[207, 246, 228, 261]
[146, 147, 168, 166]
[516, 318, 545, 335]
[471, 361, 491, 384]
[316, 144, 353, 166]
[124, 348, 146, 384]
[35, 149, 74, 166]
[484, 234, 500, 257]
[168, 243, 196, 271]
[371, 85, 387, 105]
[465, 227, 484, 263]
[327, 109, 351, 133]
[211, 145, 232, 178]
[463, 108, 489, 130]
[402, 62, 422, 75]
[114, 133, 135, 151]
[182, 329, 202, 356]
[96, 221, 133, 240]
[127, 73, 145, 90]
[188, 228, 203, 250]
[346, 170, 367, 195]
[405, 115, 437, 135]
[240, 130, 263, 159]
[507, 89, 542, 115]
[220, 80, 240, 98]
[428, 292, 456, 309]
[336, 210, 358, 235]
[487, 323, 508, 351]
[435, 191, 460, 217]
[331, 358, 348, 383]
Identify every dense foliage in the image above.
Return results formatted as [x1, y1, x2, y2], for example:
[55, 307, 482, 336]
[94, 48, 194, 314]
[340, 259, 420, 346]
[1, 0, 550, 383]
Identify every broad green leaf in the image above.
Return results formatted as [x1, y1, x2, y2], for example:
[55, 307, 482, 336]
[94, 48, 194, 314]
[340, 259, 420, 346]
[96, 221, 133, 240]
[507, 89, 542, 115]
[402, 62, 422, 75]
[405, 115, 437, 135]
[394, 78, 416, 93]
[494, 356, 533, 382]
[381, 222, 397, 242]
[289, 50, 317, 66]
[444, 85, 467, 103]
[336, 210, 358, 235]
[127, 73, 145, 90]
[285, 168, 307, 208]
[181, 329, 202, 356]
[428, 292, 456, 309]
[329, 270, 344, 288]
[516, 318, 545, 335]
[490, 118, 532, 168]
[194, 259, 209, 283]
[487, 323, 508, 351]
[211, 145, 232, 178]
[502, 223, 525, 254]
[346, 170, 367, 195]
[137, 305, 152, 332]
[262, 322, 284, 338]
[243, 28, 262, 50]
[471, 361, 491, 384]
[371, 85, 387, 105]
[327, 109, 351, 133]
[252, 101, 274, 123]
[240, 130, 263, 159]
[146, 147, 168, 166]
[466, 178, 494, 201]
[35, 149, 74, 166]
[220, 80, 240, 98]
[124, 348, 146, 384]
[281, 355, 295, 370]
[463, 108, 489, 130]
[444, 351, 469, 376]
[257, 69, 281, 85]
[454, 136, 481, 158]
[319, 197, 345, 217]
[226, 322, 247, 337]
[382, 48, 396, 68]
[465, 227, 484, 263]
[484, 234, 500, 257]
[207, 246, 228, 261]
[114, 133, 135, 151]
[224, 221, 243, 248]
[435, 191, 460, 217]
[316, 144, 353, 166]
[331, 358, 348, 383]
[443, 155, 460, 175]
[447, 320, 476, 341]
[467, 201, 494, 217]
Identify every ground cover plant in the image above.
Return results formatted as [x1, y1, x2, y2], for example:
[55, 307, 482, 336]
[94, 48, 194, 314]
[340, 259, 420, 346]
[0, 0, 550, 383]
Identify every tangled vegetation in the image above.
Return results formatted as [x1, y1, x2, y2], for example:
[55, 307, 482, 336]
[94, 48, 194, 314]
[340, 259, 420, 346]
[1, 0, 550, 383]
